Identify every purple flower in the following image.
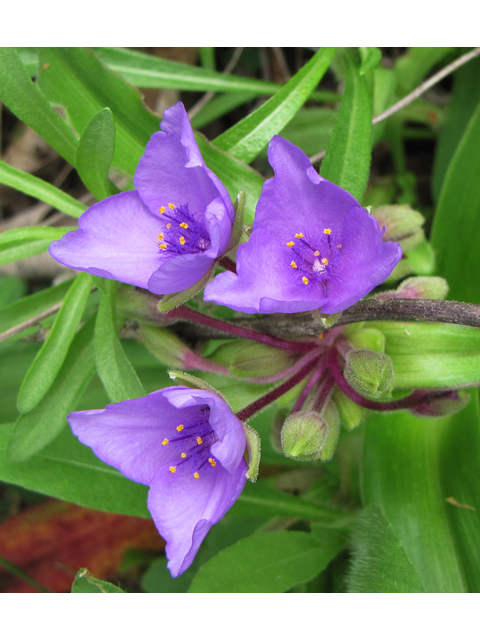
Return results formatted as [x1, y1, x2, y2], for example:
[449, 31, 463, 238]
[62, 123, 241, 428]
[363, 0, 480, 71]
[205, 136, 402, 315]
[49, 102, 234, 294]
[67, 386, 247, 577]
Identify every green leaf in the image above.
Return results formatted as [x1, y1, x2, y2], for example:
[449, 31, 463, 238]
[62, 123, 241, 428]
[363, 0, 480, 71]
[0, 159, 87, 218]
[38, 47, 159, 176]
[277, 107, 336, 157]
[0, 238, 52, 267]
[347, 504, 426, 592]
[431, 100, 480, 303]
[71, 568, 124, 593]
[7, 313, 97, 461]
[0, 226, 77, 246]
[76, 108, 117, 200]
[372, 67, 396, 145]
[94, 279, 145, 403]
[213, 48, 336, 163]
[190, 92, 257, 130]
[199, 47, 216, 71]
[0, 48, 78, 165]
[189, 529, 344, 593]
[16, 272, 93, 414]
[0, 276, 26, 307]
[321, 49, 372, 202]
[359, 47, 382, 76]
[395, 47, 455, 95]
[0, 278, 73, 337]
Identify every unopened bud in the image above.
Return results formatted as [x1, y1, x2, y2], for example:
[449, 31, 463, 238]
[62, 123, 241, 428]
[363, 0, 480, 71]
[140, 324, 190, 368]
[385, 258, 413, 284]
[318, 400, 340, 461]
[372, 204, 424, 242]
[344, 350, 395, 400]
[345, 327, 385, 353]
[332, 388, 364, 431]
[281, 411, 327, 461]
[229, 342, 295, 378]
[376, 276, 449, 301]
[399, 228, 424, 253]
[116, 286, 174, 325]
[411, 389, 471, 418]
[406, 239, 435, 276]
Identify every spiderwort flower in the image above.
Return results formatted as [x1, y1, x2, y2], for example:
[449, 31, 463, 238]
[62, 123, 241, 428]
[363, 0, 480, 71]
[204, 136, 402, 314]
[49, 102, 234, 294]
[67, 387, 247, 577]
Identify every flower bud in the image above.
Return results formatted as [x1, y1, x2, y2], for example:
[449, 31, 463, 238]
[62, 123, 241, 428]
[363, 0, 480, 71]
[406, 239, 435, 276]
[332, 388, 364, 431]
[140, 324, 191, 368]
[344, 350, 395, 400]
[229, 342, 295, 378]
[375, 276, 449, 300]
[281, 411, 327, 461]
[318, 400, 340, 461]
[411, 389, 471, 418]
[116, 286, 175, 326]
[372, 204, 424, 242]
[344, 327, 385, 353]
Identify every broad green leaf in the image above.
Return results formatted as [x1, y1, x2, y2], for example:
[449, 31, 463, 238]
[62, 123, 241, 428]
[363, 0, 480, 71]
[321, 49, 372, 202]
[38, 47, 159, 176]
[359, 47, 382, 76]
[0, 238, 52, 267]
[17, 272, 93, 413]
[15, 47, 38, 76]
[76, 108, 117, 200]
[431, 101, 480, 303]
[347, 504, 426, 592]
[363, 410, 469, 592]
[433, 53, 480, 202]
[190, 91, 257, 130]
[213, 48, 336, 163]
[7, 314, 97, 461]
[395, 47, 455, 95]
[0, 226, 76, 246]
[72, 568, 124, 593]
[0, 278, 72, 337]
[0, 159, 87, 218]
[189, 530, 344, 593]
[0, 48, 78, 165]
[94, 279, 145, 403]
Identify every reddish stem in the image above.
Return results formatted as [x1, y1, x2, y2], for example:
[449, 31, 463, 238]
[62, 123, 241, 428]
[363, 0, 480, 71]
[167, 305, 316, 352]
[312, 373, 336, 413]
[217, 256, 237, 273]
[243, 348, 322, 384]
[236, 357, 320, 422]
[291, 357, 328, 413]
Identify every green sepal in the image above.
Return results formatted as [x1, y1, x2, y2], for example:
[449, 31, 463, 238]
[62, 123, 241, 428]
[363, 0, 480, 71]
[407, 239, 436, 276]
[344, 349, 395, 400]
[242, 422, 261, 482]
[116, 285, 174, 326]
[375, 276, 449, 301]
[281, 411, 327, 461]
[157, 265, 215, 313]
[229, 342, 295, 378]
[318, 400, 340, 461]
[332, 388, 364, 431]
[311, 307, 343, 329]
[371, 204, 424, 241]
[345, 327, 386, 353]
[167, 369, 228, 403]
[225, 190, 246, 253]
[140, 324, 189, 369]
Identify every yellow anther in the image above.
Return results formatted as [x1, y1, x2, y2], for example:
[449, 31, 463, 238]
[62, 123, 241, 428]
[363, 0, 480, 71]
[314, 250, 320, 256]
[181, 453, 187, 459]
[179, 222, 188, 229]
[162, 438, 169, 446]
[295, 233, 304, 239]
[322, 258, 329, 265]
[286, 241, 295, 247]
[166, 223, 172, 229]
[169, 466, 176, 473]
[159, 206, 165, 214]
[157, 233, 164, 241]
[176, 425, 184, 432]
[319, 332, 324, 340]
[179, 236, 186, 245]
[324, 228, 332, 235]
[196, 436, 203, 445]
[290, 261, 298, 269]
[159, 244, 167, 250]
[194, 472, 200, 479]
[337, 244, 342, 249]
[208, 457, 216, 467]
[168, 203, 175, 209]
[302, 276, 309, 285]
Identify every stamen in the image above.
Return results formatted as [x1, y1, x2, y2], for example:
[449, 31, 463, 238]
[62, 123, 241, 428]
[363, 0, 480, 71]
[159, 206, 165, 214]
[295, 233, 304, 239]
[286, 241, 295, 247]
[179, 236, 186, 245]
[322, 258, 328, 265]
[196, 436, 203, 445]
[169, 466, 176, 473]
[181, 453, 187, 459]
[176, 425, 184, 432]
[168, 203, 175, 209]
[324, 228, 332, 235]
[157, 233, 164, 241]
[314, 250, 320, 256]
[179, 222, 188, 229]
[290, 261, 298, 269]
[159, 244, 167, 250]
[337, 244, 342, 249]
[166, 223, 172, 229]
[162, 438, 169, 446]
[302, 276, 309, 285]
[194, 472, 200, 479]
[208, 458, 216, 467]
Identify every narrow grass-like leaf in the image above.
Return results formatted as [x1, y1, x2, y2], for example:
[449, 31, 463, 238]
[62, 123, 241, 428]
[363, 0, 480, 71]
[189, 530, 344, 593]
[359, 47, 382, 76]
[0, 160, 87, 218]
[213, 48, 335, 163]
[190, 92, 257, 130]
[0, 239, 52, 266]
[431, 101, 480, 303]
[72, 569, 124, 593]
[395, 47, 455, 95]
[0, 226, 76, 246]
[94, 279, 145, 403]
[17, 272, 93, 414]
[347, 504, 426, 592]
[321, 49, 372, 202]
[0, 48, 77, 165]
[0, 278, 72, 336]
[38, 47, 159, 176]
[7, 314, 97, 461]
[76, 108, 117, 200]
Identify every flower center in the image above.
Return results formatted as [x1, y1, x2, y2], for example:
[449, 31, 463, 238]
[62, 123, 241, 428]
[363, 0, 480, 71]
[162, 405, 218, 479]
[286, 227, 342, 290]
[157, 203, 210, 256]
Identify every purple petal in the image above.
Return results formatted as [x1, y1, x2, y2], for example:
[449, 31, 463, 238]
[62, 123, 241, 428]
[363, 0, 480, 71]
[147, 252, 214, 294]
[134, 102, 234, 223]
[49, 191, 163, 289]
[148, 458, 247, 577]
